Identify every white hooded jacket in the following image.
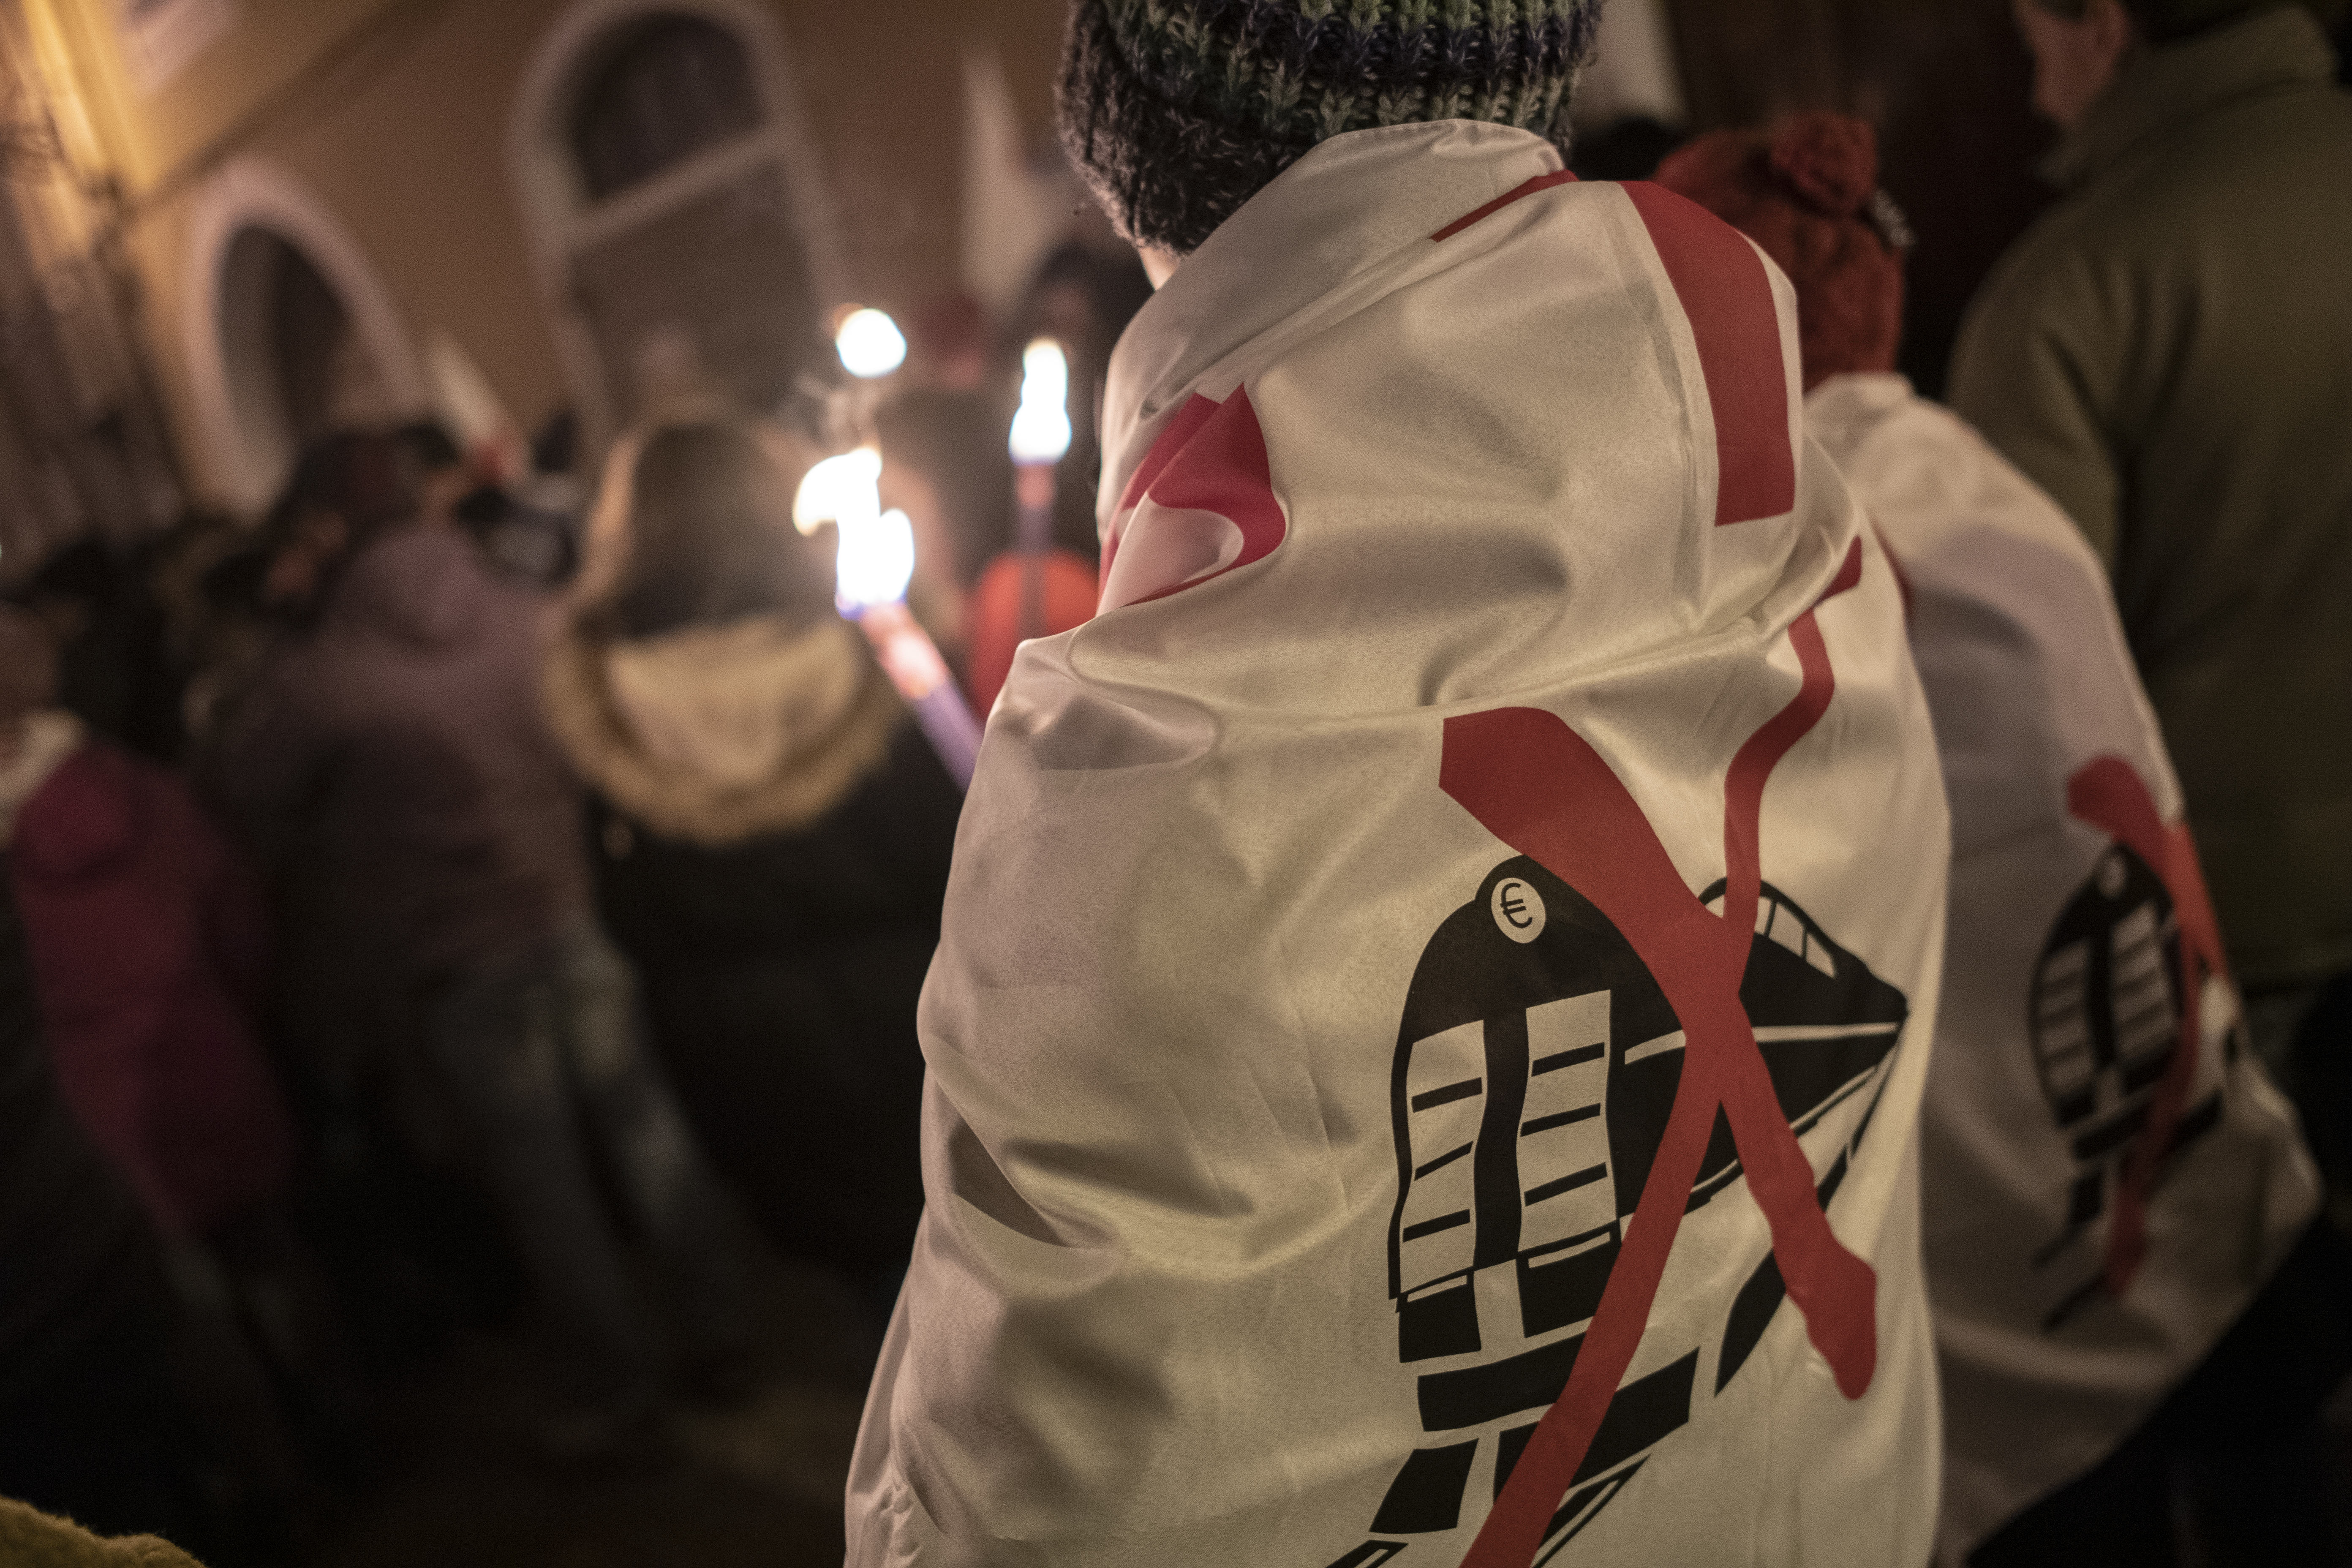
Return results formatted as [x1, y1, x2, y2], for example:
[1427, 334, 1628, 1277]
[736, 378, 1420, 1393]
[850, 123, 1951, 1568]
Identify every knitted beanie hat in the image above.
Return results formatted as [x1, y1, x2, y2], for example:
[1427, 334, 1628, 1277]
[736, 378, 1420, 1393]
[1652, 114, 1909, 390]
[1059, 0, 1604, 256]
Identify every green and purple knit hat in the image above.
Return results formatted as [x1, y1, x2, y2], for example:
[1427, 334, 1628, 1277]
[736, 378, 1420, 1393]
[1060, 0, 1603, 255]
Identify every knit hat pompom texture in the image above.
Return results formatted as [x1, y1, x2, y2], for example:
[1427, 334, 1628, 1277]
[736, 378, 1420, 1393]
[1766, 114, 1876, 220]
[1061, 0, 1604, 255]
[1653, 113, 1906, 389]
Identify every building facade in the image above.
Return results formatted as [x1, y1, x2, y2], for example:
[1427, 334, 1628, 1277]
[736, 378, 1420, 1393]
[5, 0, 1070, 520]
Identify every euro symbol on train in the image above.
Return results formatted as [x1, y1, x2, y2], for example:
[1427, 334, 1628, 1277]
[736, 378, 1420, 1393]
[1491, 879, 1546, 943]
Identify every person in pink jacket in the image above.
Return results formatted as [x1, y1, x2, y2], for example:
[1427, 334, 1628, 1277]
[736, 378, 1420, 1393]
[0, 603, 291, 1244]
[2, 601, 345, 1527]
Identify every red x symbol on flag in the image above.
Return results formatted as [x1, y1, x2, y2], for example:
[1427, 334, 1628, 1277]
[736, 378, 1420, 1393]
[2064, 757, 2232, 1298]
[1441, 542, 1877, 1568]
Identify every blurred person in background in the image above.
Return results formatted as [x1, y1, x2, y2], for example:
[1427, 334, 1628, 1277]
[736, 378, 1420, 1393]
[201, 429, 751, 1456]
[906, 294, 993, 393]
[953, 240, 1153, 716]
[191, 447, 530, 1383]
[1661, 111, 2346, 1568]
[1015, 237, 1154, 564]
[543, 419, 960, 1315]
[873, 387, 1018, 673]
[958, 513, 1097, 718]
[1949, 0, 2352, 1202]
[1568, 114, 1686, 181]
[392, 419, 580, 591]
[5, 536, 182, 766]
[0, 602, 357, 1540]
[0, 626, 207, 1554]
[166, 490, 355, 757]
[142, 514, 275, 755]
[0, 601, 295, 1259]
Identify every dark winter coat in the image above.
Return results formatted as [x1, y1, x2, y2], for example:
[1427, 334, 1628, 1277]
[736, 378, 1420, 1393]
[0, 851, 159, 1413]
[5, 721, 290, 1238]
[204, 525, 591, 1059]
[1949, 9, 2352, 989]
[543, 612, 960, 1273]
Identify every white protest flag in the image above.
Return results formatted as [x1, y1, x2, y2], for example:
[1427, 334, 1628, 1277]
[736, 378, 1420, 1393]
[851, 122, 1951, 1568]
[1805, 375, 2319, 1562]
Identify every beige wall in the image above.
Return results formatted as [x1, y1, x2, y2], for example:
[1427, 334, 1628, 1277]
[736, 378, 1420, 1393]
[37, 0, 1070, 511]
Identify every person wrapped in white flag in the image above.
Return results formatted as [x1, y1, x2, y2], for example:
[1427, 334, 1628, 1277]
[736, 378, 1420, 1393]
[1654, 114, 2328, 1566]
[849, 8, 1953, 1565]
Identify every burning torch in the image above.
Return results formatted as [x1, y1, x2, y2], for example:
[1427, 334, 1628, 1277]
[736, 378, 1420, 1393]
[1007, 338, 1073, 638]
[795, 445, 983, 790]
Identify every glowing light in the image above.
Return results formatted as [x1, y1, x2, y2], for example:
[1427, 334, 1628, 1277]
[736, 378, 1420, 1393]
[836, 308, 907, 379]
[1008, 337, 1072, 464]
[792, 446, 881, 534]
[838, 508, 916, 609]
[792, 443, 912, 606]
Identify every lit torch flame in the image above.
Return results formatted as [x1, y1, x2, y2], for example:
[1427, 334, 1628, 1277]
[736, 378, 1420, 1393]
[791, 444, 980, 786]
[1008, 338, 1071, 466]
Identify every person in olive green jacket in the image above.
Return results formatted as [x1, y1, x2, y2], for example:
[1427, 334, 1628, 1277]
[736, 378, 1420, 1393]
[1950, 1, 2352, 1084]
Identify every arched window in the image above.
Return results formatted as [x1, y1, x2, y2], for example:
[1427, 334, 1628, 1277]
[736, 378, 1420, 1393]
[220, 227, 351, 448]
[512, 2, 841, 439]
[182, 159, 426, 512]
[215, 225, 398, 490]
[569, 15, 761, 201]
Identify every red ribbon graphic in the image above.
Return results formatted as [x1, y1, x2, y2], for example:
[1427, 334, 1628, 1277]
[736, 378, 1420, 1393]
[1443, 543, 1874, 1568]
[1620, 182, 1798, 529]
[2064, 757, 2231, 1296]
[1099, 387, 1287, 610]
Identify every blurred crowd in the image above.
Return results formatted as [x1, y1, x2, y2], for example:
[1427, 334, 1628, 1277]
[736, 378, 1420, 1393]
[0, 234, 1152, 1563]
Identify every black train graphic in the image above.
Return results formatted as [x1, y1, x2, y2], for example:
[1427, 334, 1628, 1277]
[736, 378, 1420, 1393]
[1325, 856, 1908, 1568]
[2026, 841, 2227, 1327]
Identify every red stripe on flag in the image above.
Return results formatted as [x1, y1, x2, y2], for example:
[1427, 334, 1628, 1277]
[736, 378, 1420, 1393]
[1115, 393, 1221, 513]
[1100, 387, 1289, 611]
[1430, 170, 1580, 242]
[1622, 182, 1797, 527]
[1442, 612, 1877, 1568]
[1104, 392, 1225, 603]
[1125, 386, 1286, 606]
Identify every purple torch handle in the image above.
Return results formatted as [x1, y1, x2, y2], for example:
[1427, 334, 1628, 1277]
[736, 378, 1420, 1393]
[909, 684, 983, 791]
[855, 601, 981, 790]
